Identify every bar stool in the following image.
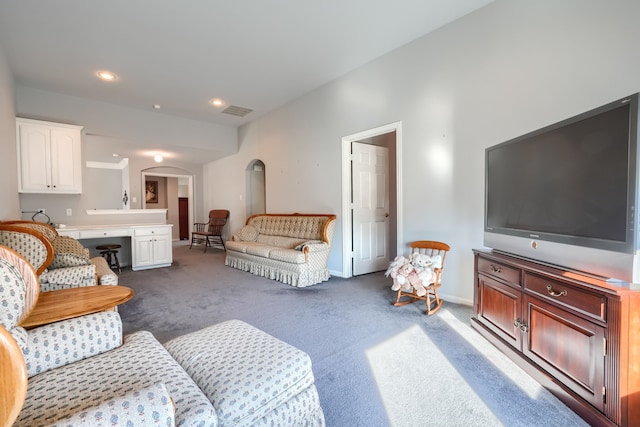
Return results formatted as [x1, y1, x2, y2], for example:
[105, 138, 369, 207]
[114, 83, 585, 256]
[96, 244, 122, 273]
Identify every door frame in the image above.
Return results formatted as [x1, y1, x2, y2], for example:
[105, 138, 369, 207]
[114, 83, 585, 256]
[141, 171, 194, 240]
[341, 121, 403, 278]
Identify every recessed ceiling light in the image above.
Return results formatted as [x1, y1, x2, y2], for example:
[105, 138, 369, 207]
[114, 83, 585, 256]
[112, 153, 119, 157]
[97, 70, 117, 81]
[209, 98, 225, 107]
[154, 154, 163, 163]
[153, 104, 161, 109]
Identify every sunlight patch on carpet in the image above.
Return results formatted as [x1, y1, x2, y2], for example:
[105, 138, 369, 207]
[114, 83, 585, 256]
[437, 309, 546, 401]
[365, 322, 501, 427]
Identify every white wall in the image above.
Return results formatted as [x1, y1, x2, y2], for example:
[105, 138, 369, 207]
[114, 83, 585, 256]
[205, 0, 640, 304]
[0, 46, 20, 219]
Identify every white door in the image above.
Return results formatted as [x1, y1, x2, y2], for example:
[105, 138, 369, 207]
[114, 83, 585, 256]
[352, 142, 390, 275]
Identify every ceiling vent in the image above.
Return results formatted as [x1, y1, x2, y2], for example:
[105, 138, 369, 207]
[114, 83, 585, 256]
[222, 105, 253, 117]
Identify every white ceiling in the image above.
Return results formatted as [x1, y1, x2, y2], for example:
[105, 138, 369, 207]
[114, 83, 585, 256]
[0, 1, 492, 129]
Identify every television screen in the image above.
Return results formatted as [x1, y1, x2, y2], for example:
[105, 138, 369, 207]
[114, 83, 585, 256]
[485, 95, 637, 254]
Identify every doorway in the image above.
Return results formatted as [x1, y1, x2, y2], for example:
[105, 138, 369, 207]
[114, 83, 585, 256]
[341, 122, 402, 278]
[246, 159, 266, 217]
[142, 170, 194, 241]
[178, 197, 189, 240]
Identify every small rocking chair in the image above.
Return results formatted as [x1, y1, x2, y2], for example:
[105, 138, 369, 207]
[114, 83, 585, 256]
[393, 240, 450, 315]
[190, 210, 229, 253]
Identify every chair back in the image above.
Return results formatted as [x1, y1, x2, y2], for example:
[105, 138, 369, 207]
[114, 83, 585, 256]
[1, 220, 59, 242]
[0, 245, 39, 426]
[207, 210, 229, 234]
[409, 240, 450, 285]
[0, 225, 54, 275]
[0, 324, 27, 427]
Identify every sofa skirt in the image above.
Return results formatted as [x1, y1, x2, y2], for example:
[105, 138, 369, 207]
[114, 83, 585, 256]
[225, 251, 330, 287]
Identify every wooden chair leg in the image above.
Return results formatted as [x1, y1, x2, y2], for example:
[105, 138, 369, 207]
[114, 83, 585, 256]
[393, 290, 419, 307]
[425, 286, 443, 315]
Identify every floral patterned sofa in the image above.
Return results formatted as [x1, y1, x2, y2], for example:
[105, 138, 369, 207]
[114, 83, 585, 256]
[0, 221, 117, 290]
[225, 213, 337, 287]
[0, 245, 325, 427]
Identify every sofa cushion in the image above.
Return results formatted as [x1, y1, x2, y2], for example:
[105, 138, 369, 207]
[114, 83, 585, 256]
[164, 320, 316, 427]
[49, 252, 92, 269]
[15, 331, 216, 427]
[225, 240, 261, 253]
[256, 234, 307, 249]
[47, 382, 175, 427]
[50, 236, 92, 270]
[246, 244, 278, 258]
[51, 236, 87, 257]
[237, 225, 259, 241]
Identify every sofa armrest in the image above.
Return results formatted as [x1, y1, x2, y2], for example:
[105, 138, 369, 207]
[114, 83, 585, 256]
[301, 242, 331, 264]
[24, 311, 123, 377]
[39, 264, 97, 292]
[91, 256, 118, 285]
[302, 242, 329, 252]
[45, 382, 175, 427]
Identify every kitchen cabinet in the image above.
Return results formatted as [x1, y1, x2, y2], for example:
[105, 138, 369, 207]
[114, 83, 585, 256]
[132, 225, 172, 270]
[17, 118, 83, 194]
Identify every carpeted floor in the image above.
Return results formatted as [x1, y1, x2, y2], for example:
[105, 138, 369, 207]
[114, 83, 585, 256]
[117, 243, 588, 427]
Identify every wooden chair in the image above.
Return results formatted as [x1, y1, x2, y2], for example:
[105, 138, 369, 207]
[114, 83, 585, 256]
[393, 240, 450, 315]
[190, 209, 229, 253]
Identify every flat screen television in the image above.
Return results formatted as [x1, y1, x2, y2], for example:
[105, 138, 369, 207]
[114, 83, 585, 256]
[484, 93, 640, 283]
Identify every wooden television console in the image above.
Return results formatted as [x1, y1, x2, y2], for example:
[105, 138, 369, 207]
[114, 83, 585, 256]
[472, 249, 640, 427]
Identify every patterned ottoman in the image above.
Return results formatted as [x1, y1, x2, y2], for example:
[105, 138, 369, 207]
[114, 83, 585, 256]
[164, 320, 326, 427]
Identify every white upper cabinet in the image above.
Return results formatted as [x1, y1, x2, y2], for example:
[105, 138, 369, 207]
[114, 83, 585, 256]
[17, 118, 83, 194]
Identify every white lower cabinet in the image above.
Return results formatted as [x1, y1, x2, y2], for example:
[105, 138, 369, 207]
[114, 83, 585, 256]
[132, 226, 172, 270]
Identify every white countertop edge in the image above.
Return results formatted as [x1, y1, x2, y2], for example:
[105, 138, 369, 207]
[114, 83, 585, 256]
[57, 223, 171, 231]
[85, 209, 168, 215]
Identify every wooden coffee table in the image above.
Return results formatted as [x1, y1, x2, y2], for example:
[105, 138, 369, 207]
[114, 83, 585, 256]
[20, 285, 134, 329]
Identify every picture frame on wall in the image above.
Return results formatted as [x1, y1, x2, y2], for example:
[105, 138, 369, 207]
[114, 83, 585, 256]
[146, 180, 158, 203]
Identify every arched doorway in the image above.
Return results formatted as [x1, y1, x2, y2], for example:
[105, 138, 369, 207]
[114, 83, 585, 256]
[246, 160, 266, 217]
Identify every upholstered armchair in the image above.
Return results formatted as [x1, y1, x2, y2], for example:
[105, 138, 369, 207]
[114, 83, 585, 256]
[0, 245, 185, 426]
[0, 222, 117, 290]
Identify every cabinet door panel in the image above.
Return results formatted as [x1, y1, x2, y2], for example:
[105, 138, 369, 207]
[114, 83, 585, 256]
[152, 236, 172, 264]
[524, 295, 605, 410]
[133, 238, 154, 267]
[19, 124, 51, 191]
[477, 275, 522, 349]
[50, 128, 82, 192]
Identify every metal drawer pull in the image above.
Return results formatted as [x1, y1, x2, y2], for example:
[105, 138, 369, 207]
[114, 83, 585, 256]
[489, 264, 502, 273]
[513, 318, 529, 333]
[546, 284, 567, 297]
